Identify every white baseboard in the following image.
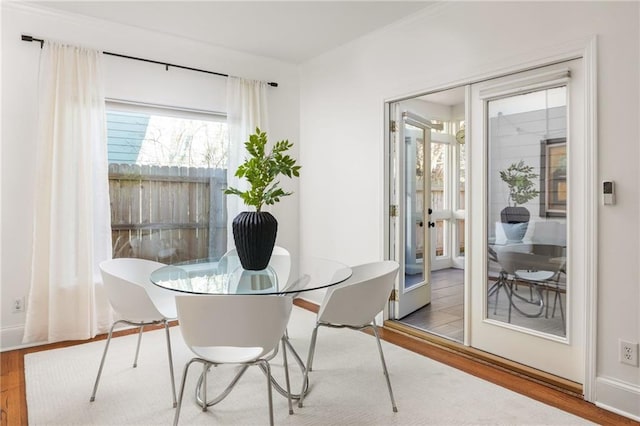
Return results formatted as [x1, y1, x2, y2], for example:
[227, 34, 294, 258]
[0, 325, 44, 352]
[595, 376, 640, 421]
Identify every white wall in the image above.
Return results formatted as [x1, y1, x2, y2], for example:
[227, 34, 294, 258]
[0, 3, 300, 348]
[2, 0, 638, 420]
[298, 1, 639, 420]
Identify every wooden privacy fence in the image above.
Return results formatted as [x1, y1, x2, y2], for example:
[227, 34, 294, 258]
[108, 164, 227, 263]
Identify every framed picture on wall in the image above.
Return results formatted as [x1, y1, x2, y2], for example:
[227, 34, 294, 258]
[540, 138, 567, 218]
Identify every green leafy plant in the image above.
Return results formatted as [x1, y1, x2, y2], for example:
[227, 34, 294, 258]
[224, 128, 301, 212]
[499, 160, 539, 206]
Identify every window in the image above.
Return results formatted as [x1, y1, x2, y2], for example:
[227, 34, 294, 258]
[106, 102, 228, 263]
[431, 118, 465, 263]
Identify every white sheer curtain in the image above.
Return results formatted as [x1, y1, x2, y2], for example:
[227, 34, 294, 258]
[23, 42, 113, 344]
[226, 76, 269, 249]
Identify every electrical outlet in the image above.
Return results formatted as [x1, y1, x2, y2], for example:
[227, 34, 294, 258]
[619, 340, 639, 367]
[12, 297, 25, 313]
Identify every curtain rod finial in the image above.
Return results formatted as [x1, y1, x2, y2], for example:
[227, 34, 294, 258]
[22, 34, 44, 48]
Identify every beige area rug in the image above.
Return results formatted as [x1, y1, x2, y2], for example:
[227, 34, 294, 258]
[25, 306, 591, 425]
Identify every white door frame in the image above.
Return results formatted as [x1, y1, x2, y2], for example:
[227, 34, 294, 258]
[384, 36, 597, 401]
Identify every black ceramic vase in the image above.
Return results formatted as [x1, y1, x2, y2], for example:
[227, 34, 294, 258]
[232, 211, 278, 270]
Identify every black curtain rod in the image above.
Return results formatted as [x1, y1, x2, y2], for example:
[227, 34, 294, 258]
[21, 34, 278, 87]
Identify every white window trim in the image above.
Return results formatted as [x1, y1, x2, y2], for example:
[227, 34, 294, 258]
[106, 98, 226, 122]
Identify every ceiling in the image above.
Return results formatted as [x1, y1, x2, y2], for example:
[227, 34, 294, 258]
[32, 1, 433, 64]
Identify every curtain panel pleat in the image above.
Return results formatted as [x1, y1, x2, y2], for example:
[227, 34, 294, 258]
[225, 77, 269, 249]
[23, 42, 113, 344]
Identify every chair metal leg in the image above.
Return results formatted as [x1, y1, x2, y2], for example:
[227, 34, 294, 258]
[281, 337, 293, 415]
[545, 287, 551, 318]
[307, 324, 320, 373]
[261, 360, 275, 426]
[492, 274, 503, 315]
[371, 321, 398, 413]
[174, 359, 198, 426]
[555, 291, 565, 330]
[491, 276, 511, 320]
[491, 271, 512, 318]
[551, 271, 566, 330]
[90, 320, 124, 402]
[201, 363, 208, 412]
[164, 320, 177, 408]
[133, 324, 144, 368]
[282, 333, 309, 398]
[506, 282, 513, 322]
[298, 323, 319, 408]
[551, 285, 565, 323]
[487, 280, 499, 297]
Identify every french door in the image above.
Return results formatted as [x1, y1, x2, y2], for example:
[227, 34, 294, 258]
[389, 106, 433, 318]
[468, 59, 586, 383]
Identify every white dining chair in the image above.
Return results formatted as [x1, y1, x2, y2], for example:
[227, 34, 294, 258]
[91, 258, 177, 407]
[298, 260, 400, 412]
[173, 294, 293, 426]
[496, 244, 565, 324]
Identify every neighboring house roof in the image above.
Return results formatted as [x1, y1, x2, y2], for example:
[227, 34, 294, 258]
[107, 111, 149, 164]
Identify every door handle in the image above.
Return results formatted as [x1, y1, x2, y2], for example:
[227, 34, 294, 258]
[428, 221, 435, 228]
[418, 221, 424, 227]
[428, 208, 433, 215]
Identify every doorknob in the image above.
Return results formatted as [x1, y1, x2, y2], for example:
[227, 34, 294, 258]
[418, 221, 424, 227]
[428, 208, 433, 215]
[428, 221, 435, 228]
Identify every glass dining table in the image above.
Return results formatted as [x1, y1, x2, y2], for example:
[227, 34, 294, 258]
[150, 253, 352, 296]
[149, 252, 352, 408]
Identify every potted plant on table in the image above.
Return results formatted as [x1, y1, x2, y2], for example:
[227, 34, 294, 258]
[224, 128, 300, 270]
[499, 160, 539, 242]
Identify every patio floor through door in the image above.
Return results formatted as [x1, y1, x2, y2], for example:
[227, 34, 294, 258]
[395, 267, 565, 341]
[398, 268, 464, 342]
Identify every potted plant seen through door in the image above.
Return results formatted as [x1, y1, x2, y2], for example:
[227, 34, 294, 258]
[499, 160, 539, 242]
[224, 128, 300, 270]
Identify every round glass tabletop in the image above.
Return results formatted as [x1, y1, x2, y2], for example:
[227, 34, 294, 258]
[150, 253, 352, 295]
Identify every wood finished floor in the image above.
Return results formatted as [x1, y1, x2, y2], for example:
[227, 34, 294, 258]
[1, 300, 637, 426]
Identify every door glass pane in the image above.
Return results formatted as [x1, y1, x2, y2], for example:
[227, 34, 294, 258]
[457, 219, 465, 257]
[435, 219, 446, 257]
[432, 142, 448, 260]
[431, 142, 446, 210]
[486, 87, 568, 337]
[458, 142, 466, 209]
[405, 122, 424, 288]
[457, 126, 465, 258]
